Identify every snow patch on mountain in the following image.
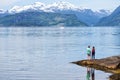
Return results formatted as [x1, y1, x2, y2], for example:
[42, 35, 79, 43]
[9, 2, 46, 13]
[8, 1, 92, 13]
[0, 9, 5, 14]
[9, 6, 21, 13]
[47, 1, 78, 10]
[1, 1, 112, 15]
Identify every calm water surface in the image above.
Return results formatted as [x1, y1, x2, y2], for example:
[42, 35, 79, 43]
[0, 27, 120, 80]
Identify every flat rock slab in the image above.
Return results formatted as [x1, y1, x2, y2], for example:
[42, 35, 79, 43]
[72, 56, 120, 80]
[72, 56, 120, 73]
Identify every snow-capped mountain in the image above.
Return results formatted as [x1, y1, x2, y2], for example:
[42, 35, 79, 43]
[97, 6, 120, 26]
[9, 2, 46, 13]
[8, 1, 83, 13]
[94, 9, 111, 17]
[1, 1, 112, 25]
[8, 1, 111, 14]
[0, 9, 5, 14]
[45, 1, 78, 11]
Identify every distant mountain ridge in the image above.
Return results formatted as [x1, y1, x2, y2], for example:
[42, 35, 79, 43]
[8, 2, 77, 13]
[0, 12, 87, 26]
[0, 9, 6, 14]
[96, 6, 120, 26]
[0, 1, 111, 26]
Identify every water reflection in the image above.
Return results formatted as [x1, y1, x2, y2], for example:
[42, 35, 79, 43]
[0, 27, 119, 80]
[86, 68, 95, 80]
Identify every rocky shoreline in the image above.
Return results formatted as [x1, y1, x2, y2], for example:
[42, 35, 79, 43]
[72, 56, 120, 80]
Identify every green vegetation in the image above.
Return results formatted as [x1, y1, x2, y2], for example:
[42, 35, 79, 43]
[97, 14, 120, 26]
[0, 12, 87, 26]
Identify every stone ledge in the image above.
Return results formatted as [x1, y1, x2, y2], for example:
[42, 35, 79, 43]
[72, 56, 120, 80]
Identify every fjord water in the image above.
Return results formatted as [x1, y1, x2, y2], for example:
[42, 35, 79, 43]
[0, 27, 120, 80]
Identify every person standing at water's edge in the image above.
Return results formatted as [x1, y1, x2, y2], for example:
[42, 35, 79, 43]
[92, 46, 95, 59]
[87, 46, 91, 60]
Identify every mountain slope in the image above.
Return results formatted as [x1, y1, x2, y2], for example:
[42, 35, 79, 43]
[96, 6, 120, 26]
[0, 12, 87, 26]
[6, 1, 110, 26]
[9, 2, 46, 13]
[8, 2, 78, 13]
[0, 9, 5, 14]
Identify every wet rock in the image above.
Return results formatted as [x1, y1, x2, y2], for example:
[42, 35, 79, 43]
[109, 74, 120, 80]
[72, 56, 120, 73]
[72, 56, 120, 80]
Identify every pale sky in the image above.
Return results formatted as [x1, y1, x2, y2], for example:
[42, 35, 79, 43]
[1, 0, 120, 11]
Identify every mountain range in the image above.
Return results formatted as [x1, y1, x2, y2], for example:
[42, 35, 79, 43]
[0, 1, 115, 27]
[96, 6, 120, 26]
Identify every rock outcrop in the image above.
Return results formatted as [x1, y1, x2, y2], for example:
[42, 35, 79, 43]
[109, 74, 120, 80]
[72, 56, 120, 80]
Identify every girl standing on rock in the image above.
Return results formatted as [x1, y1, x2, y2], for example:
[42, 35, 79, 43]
[87, 46, 91, 60]
[92, 46, 95, 59]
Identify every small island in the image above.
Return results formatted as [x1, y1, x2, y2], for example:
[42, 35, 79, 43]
[72, 56, 120, 80]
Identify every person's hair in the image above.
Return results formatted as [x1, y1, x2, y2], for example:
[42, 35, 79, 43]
[88, 45, 90, 48]
[93, 46, 95, 48]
